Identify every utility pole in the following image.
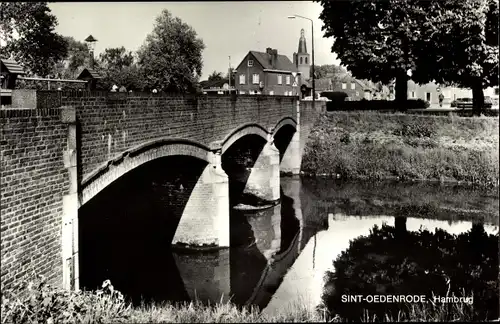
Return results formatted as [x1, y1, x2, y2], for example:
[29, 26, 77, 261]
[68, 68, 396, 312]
[228, 56, 231, 94]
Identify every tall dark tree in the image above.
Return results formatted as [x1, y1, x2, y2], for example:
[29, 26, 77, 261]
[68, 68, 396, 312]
[317, 0, 430, 103]
[137, 9, 205, 93]
[413, 0, 499, 115]
[0, 2, 68, 77]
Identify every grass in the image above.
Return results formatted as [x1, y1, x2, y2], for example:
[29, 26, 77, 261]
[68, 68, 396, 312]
[301, 112, 499, 187]
[2, 275, 497, 323]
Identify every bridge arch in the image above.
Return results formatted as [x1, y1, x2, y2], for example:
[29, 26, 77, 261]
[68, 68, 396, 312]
[219, 123, 269, 155]
[271, 117, 297, 137]
[79, 138, 211, 206]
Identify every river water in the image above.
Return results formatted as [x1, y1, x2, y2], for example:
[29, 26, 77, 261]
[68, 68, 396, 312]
[79, 176, 499, 318]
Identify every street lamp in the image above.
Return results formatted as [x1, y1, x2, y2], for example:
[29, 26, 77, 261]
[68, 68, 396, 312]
[288, 14, 315, 109]
[85, 35, 98, 69]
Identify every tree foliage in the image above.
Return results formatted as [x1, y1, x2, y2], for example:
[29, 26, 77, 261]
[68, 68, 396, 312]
[137, 9, 205, 93]
[413, 0, 499, 113]
[0, 2, 68, 77]
[317, 0, 499, 112]
[96, 47, 144, 91]
[51, 36, 91, 79]
[207, 71, 223, 82]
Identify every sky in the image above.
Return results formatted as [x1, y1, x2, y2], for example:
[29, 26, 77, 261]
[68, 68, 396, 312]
[48, 1, 340, 80]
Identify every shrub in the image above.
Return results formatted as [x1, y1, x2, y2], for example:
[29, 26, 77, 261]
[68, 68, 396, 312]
[1, 276, 130, 324]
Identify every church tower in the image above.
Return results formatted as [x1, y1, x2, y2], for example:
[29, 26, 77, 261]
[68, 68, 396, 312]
[293, 29, 311, 81]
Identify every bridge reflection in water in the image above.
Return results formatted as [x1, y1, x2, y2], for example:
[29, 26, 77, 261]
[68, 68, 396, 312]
[171, 180, 313, 310]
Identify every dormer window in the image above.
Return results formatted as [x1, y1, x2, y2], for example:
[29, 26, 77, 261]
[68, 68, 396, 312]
[248, 60, 254, 67]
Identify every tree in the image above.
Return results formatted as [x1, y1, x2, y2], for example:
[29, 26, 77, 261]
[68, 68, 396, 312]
[0, 2, 68, 77]
[137, 9, 205, 93]
[97, 47, 144, 91]
[51, 36, 91, 79]
[207, 71, 223, 82]
[413, 0, 499, 115]
[317, 0, 442, 103]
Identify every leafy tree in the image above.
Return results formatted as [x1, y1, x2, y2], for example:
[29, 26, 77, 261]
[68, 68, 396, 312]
[413, 0, 499, 115]
[317, 0, 431, 103]
[310, 64, 347, 80]
[208, 71, 223, 82]
[52, 36, 91, 79]
[137, 9, 205, 93]
[96, 47, 144, 91]
[0, 2, 68, 77]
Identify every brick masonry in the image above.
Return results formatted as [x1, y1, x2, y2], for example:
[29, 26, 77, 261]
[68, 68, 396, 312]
[1, 107, 68, 291]
[0, 91, 322, 291]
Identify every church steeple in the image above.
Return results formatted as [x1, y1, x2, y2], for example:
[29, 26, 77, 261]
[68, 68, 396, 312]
[297, 28, 307, 54]
[293, 28, 311, 81]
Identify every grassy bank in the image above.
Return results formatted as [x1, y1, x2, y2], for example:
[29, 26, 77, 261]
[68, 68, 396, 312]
[301, 112, 499, 187]
[2, 276, 496, 323]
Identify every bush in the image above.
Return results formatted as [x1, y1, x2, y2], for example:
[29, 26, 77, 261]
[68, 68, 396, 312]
[1, 276, 130, 324]
[326, 99, 430, 111]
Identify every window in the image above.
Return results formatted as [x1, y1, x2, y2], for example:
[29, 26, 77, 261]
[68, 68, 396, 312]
[412, 91, 415, 98]
[342, 83, 347, 90]
[305, 57, 308, 64]
[239, 90, 245, 94]
[248, 60, 253, 67]
[351, 83, 355, 90]
[495, 87, 499, 95]
[286, 75, 291, 85]
[300, 57, 303, 64]
[252, 74, 260, 84]
[426, 92, 431, 102]
[277, 74, 282, 85]
[239, 74, 245, 85]
[356, 91, 359, 96]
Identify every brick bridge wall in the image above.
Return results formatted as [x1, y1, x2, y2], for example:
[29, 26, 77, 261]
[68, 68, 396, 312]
[60, 92, 296, 181]
[1, 92, 320, 291]
[1, 108, 69, 290]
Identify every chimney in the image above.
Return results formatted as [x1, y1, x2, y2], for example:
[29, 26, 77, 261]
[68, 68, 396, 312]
[271, 49, 278, 69]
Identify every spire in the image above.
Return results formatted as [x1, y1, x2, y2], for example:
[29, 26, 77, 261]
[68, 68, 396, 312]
[297, 28, 307, 54]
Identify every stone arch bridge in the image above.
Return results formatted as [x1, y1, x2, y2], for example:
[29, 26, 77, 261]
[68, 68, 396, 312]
[0, 91, 324, 292]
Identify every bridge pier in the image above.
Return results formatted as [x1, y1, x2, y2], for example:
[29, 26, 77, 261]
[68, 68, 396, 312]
[172, 151, 230, 247]
[61, 107, 79, 291]
[244, 135, 280, 203]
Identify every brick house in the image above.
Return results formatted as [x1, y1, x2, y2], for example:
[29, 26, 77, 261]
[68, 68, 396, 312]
[330, 74, 378, 101]
[234, 48, 301, 96]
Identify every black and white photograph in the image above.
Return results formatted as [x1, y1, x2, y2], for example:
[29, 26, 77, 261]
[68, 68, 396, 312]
[1, 1, 499, 322]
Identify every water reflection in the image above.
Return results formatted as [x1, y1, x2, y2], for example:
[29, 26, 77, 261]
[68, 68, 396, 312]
[80, 174, 499, 316]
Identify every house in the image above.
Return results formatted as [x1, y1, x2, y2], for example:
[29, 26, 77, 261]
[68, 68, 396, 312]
[234, 48, 301, 96]
[1, 58, 26, 106]
[200, 78, 236, 94]
[1, 58, 25, 89]
[406, 80, 472, 105]
[77, 68, 102, 90]
[330, 74, 378, 101]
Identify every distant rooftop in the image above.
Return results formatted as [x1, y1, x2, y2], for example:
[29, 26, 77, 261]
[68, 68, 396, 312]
[249, 50, 298, 73]
[1, 59, 26, 75]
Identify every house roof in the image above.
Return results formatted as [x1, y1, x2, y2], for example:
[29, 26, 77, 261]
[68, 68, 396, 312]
[246, 51, 298, 73]
[200, 78, 229, 89]
[77, 68, 102, 80]
[1, 59, 25, 75]
[339, 74, 377, 91]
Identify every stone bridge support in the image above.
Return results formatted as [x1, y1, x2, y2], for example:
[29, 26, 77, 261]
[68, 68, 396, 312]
[243, 134, 281, 203]
[172, 151, 230, 247]
[61, 107, 79, 291]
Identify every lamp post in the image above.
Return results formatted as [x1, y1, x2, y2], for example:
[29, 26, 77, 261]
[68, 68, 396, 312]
[288, 14, 315, 109]
[85, 35, 98, 69]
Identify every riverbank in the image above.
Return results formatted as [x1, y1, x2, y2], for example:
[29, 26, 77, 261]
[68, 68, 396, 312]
[301, 112, 499, 187]
[2, 277, 495, 323]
